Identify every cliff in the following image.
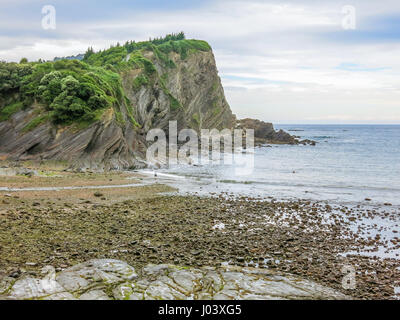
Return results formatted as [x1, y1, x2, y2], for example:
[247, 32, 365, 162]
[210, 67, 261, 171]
[0, 34, 305, 170]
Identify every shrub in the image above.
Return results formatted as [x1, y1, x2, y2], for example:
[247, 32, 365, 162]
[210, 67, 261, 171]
[158, 39, 211, 60]
[18, 59, 123, 124]
[0, 62, 32, 93]
[84, 46, 128, 67]
[127, 52, 156, 75]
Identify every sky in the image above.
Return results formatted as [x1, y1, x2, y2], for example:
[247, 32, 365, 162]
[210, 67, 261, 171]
[1, 0, 400, 124]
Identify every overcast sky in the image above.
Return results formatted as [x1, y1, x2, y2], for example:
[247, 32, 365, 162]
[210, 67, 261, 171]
[1, 0, 400, 124]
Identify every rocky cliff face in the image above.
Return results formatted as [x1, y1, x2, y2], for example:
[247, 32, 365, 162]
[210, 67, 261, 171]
[131, 49, 235, 133]
[0, 37, 306, 170]
[0, 42, 234, 170]
[0, 106, 146, 170]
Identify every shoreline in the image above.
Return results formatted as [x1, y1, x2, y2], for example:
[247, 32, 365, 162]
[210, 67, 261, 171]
[137, 169, 400, 209]
[2, 166, 398, 210]
[0, 167, 399, 300]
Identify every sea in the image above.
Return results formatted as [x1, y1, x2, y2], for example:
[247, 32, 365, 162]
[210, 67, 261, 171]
[142, 125, 400, 207]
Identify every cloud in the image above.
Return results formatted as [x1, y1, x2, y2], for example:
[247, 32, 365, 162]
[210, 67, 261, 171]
[1, 0, 400, 123]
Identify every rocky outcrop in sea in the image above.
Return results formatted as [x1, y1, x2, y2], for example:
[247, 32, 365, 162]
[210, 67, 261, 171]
[236, 118, 316, 145]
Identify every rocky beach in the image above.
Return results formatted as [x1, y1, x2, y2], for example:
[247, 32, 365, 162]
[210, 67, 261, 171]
[0, 163, 399, 300]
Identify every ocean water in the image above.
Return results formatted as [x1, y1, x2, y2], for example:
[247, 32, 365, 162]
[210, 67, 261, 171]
[144, 125, 400, 206]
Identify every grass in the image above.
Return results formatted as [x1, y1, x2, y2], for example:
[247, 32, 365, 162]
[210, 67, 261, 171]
[73, 108, 107, 130]
[192, 113, 200, 126]
[212, 106, 222, 117]
[161, 73, 169, 84]
[22, 114, 51, 132]
[132, 75, 149, 90]
[158, 74, 182, 111]
[127, 52, 156, 75]
[211, 98, 222, 117]
[114, 109, 125, 126]
[0, 102, 23, 122]
[125, 97, 140, 127]
[168, 93, 182, 111]
[151, 44, 176, 68]
[211, 80, 219, 93]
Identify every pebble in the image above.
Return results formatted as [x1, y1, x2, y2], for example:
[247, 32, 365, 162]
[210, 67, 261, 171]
[25, 262, 37, 266]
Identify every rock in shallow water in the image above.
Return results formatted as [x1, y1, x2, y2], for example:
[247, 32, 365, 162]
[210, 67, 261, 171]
[1, 259, 350, 300]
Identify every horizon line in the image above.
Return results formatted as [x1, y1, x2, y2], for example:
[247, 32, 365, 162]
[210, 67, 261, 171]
[272, 123, 400, 125]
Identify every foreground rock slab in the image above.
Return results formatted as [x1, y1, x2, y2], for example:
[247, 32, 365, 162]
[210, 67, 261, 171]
[1, 259, 350, 300]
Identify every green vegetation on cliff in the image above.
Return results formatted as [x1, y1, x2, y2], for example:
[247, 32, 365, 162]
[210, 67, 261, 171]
[0, 101, 23, 121]
[22, 113, 51, 132]
[0, 33, 212, 126]
[83, 32, 211, 71]
[0, 59, 124, 125]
